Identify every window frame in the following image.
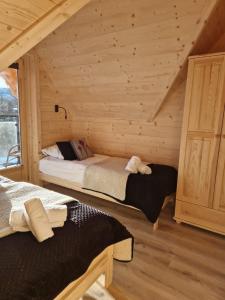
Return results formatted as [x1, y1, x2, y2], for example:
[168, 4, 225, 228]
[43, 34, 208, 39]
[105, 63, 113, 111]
[0, 58, 28, 179]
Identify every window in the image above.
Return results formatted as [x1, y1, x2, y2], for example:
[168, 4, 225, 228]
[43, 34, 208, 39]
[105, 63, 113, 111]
[0, 64, 21, 169]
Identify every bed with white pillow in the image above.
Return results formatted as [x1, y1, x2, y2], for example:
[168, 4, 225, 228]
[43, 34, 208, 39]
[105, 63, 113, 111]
[39, 143, 177, 230]
[39, 154, 109, 187]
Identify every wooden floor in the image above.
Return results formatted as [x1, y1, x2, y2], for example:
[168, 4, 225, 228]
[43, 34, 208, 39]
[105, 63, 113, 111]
[47, 184, 225, 300]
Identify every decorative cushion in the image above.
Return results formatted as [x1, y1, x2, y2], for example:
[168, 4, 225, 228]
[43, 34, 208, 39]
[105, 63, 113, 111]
[56, 141, 77, 161]
[41, 144, 64, 160]
[70, 138, 93, 160]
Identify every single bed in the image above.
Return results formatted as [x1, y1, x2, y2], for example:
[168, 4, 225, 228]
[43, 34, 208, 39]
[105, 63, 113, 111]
[39, 154, 177, 230]
[0, 176, 133, 300]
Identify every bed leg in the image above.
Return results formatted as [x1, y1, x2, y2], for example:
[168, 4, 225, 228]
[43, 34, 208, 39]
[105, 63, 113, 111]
[162, 193, 175, 210]
[105, 246, 113, 288]
[162, 198, 169, 210]
[153, 219, 159, 231]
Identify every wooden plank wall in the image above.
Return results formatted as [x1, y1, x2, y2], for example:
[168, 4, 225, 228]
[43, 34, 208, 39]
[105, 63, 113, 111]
[39, 66, 73, 148]
[36, 0, 217, 166]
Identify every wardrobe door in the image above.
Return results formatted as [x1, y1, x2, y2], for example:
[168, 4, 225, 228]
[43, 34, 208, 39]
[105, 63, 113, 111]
[177, 56, 225, 208]
[214, 114, 225, 212]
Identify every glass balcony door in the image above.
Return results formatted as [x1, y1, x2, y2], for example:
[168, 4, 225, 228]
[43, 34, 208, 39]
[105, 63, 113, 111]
[0, 65, 21, 169]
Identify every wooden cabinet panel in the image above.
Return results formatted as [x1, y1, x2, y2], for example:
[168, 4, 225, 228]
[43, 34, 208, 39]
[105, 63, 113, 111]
[188, 60, 224, 132]
[177, 55, 225, 208]
[175, 200, 225, 236]
[214, 117, 225, 212]
[180, 136, 216, 207]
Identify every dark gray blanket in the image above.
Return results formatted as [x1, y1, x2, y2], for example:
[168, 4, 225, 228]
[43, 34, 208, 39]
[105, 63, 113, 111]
[0, 201, 133, 300]
[124, 164, 177, 223]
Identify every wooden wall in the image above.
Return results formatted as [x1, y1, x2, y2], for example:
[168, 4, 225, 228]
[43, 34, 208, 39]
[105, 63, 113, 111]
[39, 66, 73, 148]
[36, 0, 217, 166]
[70, 81, 185, 165]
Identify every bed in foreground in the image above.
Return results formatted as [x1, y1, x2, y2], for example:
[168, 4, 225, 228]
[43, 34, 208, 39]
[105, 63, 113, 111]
[0, 176, 133, 300]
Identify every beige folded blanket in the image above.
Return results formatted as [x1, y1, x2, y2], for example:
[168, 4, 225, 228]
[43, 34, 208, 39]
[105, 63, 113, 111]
[83, 157, 130, 201]
[24, 198, 54, 242]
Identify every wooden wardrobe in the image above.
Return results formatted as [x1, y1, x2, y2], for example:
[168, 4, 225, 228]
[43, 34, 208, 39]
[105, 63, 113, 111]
[174, 52, 225, 235]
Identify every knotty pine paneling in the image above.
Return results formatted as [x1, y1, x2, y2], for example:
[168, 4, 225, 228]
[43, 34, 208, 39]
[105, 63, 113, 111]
[0, 0, 60, 50]
[35, 0, 216, 166]
[70, 81, 185, 166]
[39, 67, 73, 148]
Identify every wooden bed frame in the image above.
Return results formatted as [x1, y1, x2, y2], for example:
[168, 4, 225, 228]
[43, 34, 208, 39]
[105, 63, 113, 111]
[55, 245, 113, 300]
[39, 172, 175, 231]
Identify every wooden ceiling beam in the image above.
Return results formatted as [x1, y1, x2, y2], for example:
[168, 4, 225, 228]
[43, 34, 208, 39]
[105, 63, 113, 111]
[0, 0, 91, 72]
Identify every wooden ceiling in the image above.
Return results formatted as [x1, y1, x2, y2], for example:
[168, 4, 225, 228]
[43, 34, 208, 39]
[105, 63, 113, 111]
[0, 0, 91, 71]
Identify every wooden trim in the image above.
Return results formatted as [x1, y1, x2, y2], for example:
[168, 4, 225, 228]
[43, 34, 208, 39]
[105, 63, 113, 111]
[174, 200, 225, 236]
[23, 52, 42, 184]
[149, 0, 219, 121]
[189, 51, 225, 60]
[39, 172, 174, 230]
[174, 217, 225, 236]
[17, 57, 29, 180]
[0, 0, 91, 72]
[55, 245, 113, 300]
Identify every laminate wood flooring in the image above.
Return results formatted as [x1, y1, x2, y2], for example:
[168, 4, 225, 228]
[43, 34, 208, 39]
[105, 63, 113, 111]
[46, 184, 225, 300]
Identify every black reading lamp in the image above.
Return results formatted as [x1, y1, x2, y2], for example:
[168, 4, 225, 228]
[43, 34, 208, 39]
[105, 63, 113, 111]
[54, 105, 68, 120]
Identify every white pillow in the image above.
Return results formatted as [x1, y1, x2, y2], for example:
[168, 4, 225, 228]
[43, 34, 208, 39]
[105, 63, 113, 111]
[42, 144, 64, 160]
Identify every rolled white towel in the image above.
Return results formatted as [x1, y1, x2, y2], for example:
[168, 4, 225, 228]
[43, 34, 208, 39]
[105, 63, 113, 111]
[24, 198, 54, 242]
[11, 220, 65, 232]
[45, 204, 67, 222]
[9, 204, 67, 230]
[9, 208, 28, 229]
[51, 221, 64, 228]
[138, 163, 152, 175]
[125, 156, 142, 173]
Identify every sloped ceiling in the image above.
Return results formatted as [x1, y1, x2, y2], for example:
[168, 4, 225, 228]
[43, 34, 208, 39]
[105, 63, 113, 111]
[0, 0, 91, 71]
[36, 0, 218, 121]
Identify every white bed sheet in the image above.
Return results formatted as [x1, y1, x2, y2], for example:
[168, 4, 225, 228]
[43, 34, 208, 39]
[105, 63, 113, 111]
[39, 154, 109, 186]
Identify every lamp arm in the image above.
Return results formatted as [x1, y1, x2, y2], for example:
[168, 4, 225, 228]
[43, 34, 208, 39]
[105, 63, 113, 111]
[59, 106, 68, 119]
[54, 104, 67, 119]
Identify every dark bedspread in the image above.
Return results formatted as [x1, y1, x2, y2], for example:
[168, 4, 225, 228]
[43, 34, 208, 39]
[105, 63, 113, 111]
[124, 164, 177, 223]
[0, 201, 133, 300]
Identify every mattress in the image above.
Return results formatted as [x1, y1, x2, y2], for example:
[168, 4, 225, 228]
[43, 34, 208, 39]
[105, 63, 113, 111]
[39, 154, 109, 186]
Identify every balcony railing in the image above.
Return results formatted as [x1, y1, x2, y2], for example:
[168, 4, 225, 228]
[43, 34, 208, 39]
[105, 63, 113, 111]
[0, 114, 21, 168]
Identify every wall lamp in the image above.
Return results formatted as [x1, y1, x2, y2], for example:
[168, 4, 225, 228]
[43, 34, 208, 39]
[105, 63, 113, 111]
[54, 104, 68, 120]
